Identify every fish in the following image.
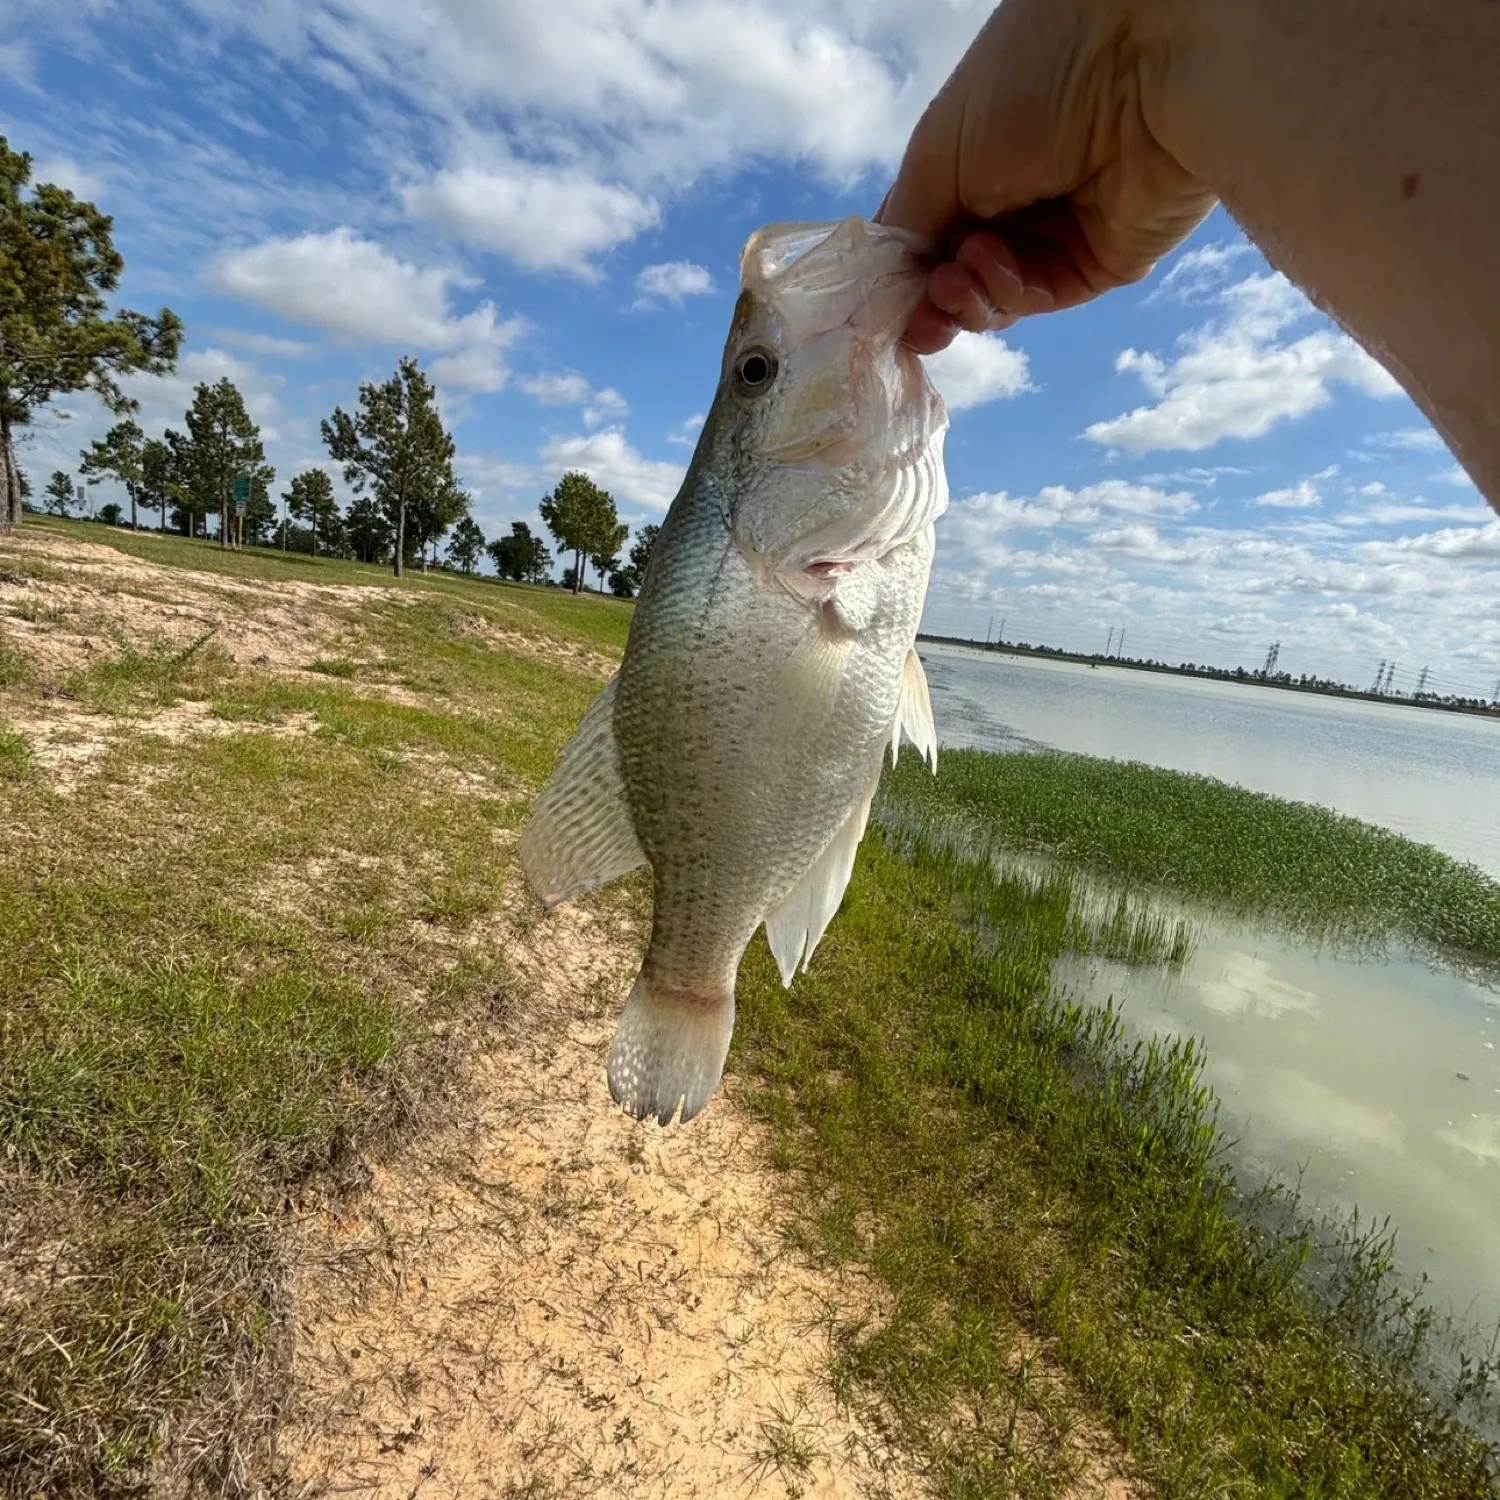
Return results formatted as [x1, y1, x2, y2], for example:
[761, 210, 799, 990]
[518, 215, 948, 1125]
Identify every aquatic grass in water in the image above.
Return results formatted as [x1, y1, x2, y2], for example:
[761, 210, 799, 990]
[880, 815, 1198, 971]
[881, 747, 1500, 966]
[734, 831, 1500, 1498]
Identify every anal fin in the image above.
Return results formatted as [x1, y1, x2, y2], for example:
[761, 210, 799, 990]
[890, 647, 937, 770]
[518, 674, 646, 907]
[764, 761, 880, 987]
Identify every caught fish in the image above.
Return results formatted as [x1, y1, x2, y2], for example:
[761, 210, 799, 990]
[519, 215, 947, 1124]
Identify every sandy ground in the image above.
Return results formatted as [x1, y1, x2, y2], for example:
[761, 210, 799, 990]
[283, 903, 929, 1500]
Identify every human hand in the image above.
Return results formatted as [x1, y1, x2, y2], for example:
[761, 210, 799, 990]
[878, 0, 1217, 352]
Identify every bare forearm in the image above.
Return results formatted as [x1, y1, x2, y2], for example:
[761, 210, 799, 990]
[1151, 0, 1500, 497]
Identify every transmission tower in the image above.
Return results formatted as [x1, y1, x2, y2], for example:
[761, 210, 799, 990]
[1117, 630, 1126, 658]
[1104, 627, 1114, 656]
[1415, 666, 1429, 696]
[1370, 659, 1386, 693]
[1383, 661, 1398, 694]
[1260, 641, 1281, 678]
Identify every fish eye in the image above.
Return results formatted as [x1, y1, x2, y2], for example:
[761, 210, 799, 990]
[733, 347, 778, 396]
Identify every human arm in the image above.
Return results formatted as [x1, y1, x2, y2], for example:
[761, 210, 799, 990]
[880, 0, 1500, 507]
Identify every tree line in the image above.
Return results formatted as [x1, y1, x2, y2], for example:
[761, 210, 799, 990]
[1, 133, 659, 593]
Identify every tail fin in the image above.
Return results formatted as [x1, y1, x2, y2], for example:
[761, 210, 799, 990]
[606, 972, 734, 1125]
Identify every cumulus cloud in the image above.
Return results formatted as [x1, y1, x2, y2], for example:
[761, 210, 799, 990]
[212, 228, 525, 389]
[1254, 479, 1322, 509]
[634, 260, 716, 305]
[403, 161, 659, 277]
[1150, 240, 1253, 303]
[1086, 273, 1402, 454]
[521, 373, 629, 428]
[922, 333, 1032, 412]
[539, 427, 685, 510]
[947, 480, 1197, 539]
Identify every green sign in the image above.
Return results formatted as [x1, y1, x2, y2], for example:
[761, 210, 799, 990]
[231, 474, 251, 505]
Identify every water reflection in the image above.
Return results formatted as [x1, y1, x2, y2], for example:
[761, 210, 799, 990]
[1057, 921, 1500, 1329]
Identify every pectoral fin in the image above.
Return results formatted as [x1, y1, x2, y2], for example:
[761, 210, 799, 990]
[889, 648, 937, 770]
[764, 761, 880, 987]
[518, 674, 646, 907]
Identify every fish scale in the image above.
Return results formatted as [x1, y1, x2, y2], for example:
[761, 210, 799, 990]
[519, 216, 948, 1125]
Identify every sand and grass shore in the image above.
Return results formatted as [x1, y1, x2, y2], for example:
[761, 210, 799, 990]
[2, 519, 1496, 1498]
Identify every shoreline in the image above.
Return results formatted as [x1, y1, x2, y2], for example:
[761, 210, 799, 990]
[918, 633, 1500, 721]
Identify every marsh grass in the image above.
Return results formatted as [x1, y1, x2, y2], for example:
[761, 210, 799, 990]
[883, 748, 1500, 966]
[734, 832, 1500, 1498]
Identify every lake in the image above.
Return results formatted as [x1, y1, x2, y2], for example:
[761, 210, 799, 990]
[919, 643, 1500, 1334]
[920, 644, 1500, 880]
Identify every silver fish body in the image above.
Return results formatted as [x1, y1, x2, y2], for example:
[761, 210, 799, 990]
[519, 216, 948, 1124]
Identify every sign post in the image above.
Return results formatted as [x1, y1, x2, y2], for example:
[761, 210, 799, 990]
[231, 474, 251, 550]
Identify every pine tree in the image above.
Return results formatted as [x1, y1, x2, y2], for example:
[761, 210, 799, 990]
[284, 469, 340, 557]
[539, 471, 617, 595]
[322, 357, 455, 579]
[79, 419, 145, 530]
[0, 138, 181, 532]
[447, 515, 484, 574]
[166, 379, 273, 547]
[139, 437, 179, 533]
[43, 469, 73, 516]
[345, 493, 392, 563]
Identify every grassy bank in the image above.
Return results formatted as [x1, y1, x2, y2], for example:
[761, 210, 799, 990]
[0, 526, 620, 1494]
[881, 747, 1500, 965]
[4, 522, 1498, 1497]
[735, 832, 1500, 1498]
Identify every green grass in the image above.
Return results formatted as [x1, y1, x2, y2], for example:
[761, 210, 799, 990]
[0, 550, 608, 1495]
[734, 831, 1500, 1499]
[881, 748, 1500, 965]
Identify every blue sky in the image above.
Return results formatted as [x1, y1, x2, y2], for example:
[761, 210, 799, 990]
[3, 0, 1497, 698]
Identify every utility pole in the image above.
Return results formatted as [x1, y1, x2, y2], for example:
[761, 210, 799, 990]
[986, 612, 993, 645]
[997, 617, 1005, 647]
[1104, 627, 1114, 657]
[1116, 630, 1125, 658]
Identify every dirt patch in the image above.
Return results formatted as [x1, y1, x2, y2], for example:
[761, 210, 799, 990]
[0, 530, 383, 675]
[456, 610, 617, 681]
[283, 904, 927, 1500]
[4, 699, 318, 793]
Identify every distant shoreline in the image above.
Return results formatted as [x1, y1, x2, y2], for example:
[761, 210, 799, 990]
[916, 634, 1500, 721]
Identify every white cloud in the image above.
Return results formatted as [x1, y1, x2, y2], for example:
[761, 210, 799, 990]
[1151, 240, 1253, 303]
[922, 333, 1032, 412]
[33, 154, 104, 200]
[1086, 273, 1402, 454]
[635, 260, 717, 305]
[212, 228, 524, 389]
[520, 373, 629, 429]
[948, 480, 1197, 539]
[1254, 479, 1321, 509]
[403, 161, 659, 277]
[1436, 464, 1478, 489]
[667, 413, 706, 447]
[213, 329, 313, 359]
[1368, 426, 1446, 453]
[539, 427, 685, 511]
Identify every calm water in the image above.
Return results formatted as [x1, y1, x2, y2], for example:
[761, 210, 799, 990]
[919, 644, 1500, 1329]
[921, 644, 1500, 879]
